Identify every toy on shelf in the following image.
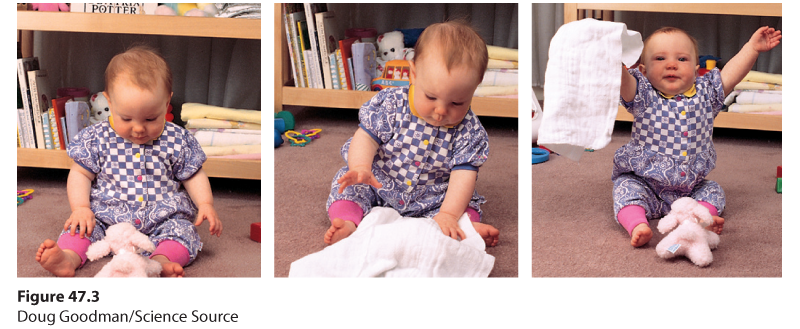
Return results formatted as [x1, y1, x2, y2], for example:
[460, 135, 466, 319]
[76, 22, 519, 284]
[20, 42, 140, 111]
[776, 165, 782, 193]
[89, 92, 110, 124]
[698, 55, 721, 76]
[31, 3, 69, 12]
[376, 31, 415, 78]
[372, 59, 411, 91]
[655, 197, 720, 267]
[85, 222, 162, 277]
[155, 3, 218, 16]
[17, 189, 34, 206]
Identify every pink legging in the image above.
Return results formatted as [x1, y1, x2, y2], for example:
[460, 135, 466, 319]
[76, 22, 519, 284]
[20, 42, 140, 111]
[617, 201, 719, 236]
[328, 200, 481, 226]
[57, 233, 190, 267]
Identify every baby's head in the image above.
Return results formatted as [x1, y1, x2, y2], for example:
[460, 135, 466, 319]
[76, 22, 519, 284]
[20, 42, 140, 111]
[639, 27, 700, 96]
[409, 20, 488, 127]
[103, 45, 173, 144]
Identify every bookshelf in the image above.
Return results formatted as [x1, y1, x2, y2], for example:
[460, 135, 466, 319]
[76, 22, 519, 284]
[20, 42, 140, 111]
[274, 3, 519, 118]
[16, 10, 261, 180]
[564, 3, 782, 131]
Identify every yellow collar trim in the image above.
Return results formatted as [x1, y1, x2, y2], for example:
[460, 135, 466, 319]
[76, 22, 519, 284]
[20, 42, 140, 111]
[108, 114, 165, 143]
[658, 83, 696, 99]
[408, 85, 456, 128]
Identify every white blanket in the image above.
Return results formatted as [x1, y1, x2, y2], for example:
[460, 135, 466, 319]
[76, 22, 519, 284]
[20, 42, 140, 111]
[288, 207, 495, 277]
[538, 18, 643, 161]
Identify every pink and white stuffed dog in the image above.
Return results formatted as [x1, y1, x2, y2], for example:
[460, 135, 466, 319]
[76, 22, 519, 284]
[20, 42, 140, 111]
[655, 197, 720, 267]
[86, 222, 162, 277]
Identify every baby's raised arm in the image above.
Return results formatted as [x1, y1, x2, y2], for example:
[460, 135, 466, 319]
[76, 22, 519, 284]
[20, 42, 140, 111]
[337, 128, 383, 193]
[721, 26, 781, 96]
[620, 65, 637, 102]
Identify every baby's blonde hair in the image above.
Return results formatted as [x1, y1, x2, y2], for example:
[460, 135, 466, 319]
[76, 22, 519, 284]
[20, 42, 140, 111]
[642, 27, 700, 65]
[413, 19, 488, 84]
[105, 45, 172, 96]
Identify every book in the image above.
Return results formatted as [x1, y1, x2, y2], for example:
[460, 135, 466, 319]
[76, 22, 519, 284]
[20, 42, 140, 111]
[17, 108, 35, 148]
[338, 38, 358, 90]
[17, 57, 39, 137]
[48, 108, 61, 150]
[41, 111, 53, 149]
[28, 70, 50, 149]
[303, 3, 325, 88]
[70, 3, 158, 14]
[351, 42, 378, 91]
[336, 49, 348, 90]
[297, 20, 312, 88]
[284, 5, 306, 88]
[51, 96, 71, 149]
[315, 11, 340, 89]
[347, 58, 356, 91]
[65, 100, 91, 144]
[329, 52, 341, 90]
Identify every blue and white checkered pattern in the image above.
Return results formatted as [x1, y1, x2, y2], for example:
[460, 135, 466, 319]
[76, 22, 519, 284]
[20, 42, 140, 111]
[377, 113, 455, 192]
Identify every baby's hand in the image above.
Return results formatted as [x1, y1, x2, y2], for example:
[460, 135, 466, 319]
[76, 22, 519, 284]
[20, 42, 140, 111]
[433, 212, 466, 241]
[194, 203, 222, 237]
[749, 26, 782, 53]
[64, 207, 95, 239]
[337, 166, 382, 194]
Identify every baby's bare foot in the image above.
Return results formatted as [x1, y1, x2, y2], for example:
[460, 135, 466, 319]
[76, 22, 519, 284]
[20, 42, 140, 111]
[471, 222, 499, 247]
[324, 218, 356, 245]
[707, 216, 724, 234]
[151, 255, 184, 277]
[630, 223, 652, 247]
[36, 239, 80, 277]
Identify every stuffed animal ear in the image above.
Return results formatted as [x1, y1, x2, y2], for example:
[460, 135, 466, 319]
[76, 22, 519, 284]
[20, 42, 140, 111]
[657, 213, 679, 234]
[86, 240, 111, 261]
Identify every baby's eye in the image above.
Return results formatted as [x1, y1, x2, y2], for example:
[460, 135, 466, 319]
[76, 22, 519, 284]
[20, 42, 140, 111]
[655, 56, 665, 61]
[121, 118, 132, 122]
[426, 94, 436, 101]
[452, 102, 464, 106]
[146, 118, 158, 122]
[678, 57, 688, 62]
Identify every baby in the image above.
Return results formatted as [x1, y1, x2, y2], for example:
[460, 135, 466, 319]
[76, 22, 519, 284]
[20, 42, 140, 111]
[324, 20, 500, 247]
[36, 46, 222, 277]
[616, 26, 781, 247]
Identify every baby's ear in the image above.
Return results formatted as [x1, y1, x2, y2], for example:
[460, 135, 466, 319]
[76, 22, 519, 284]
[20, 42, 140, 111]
[638, 63, 646, 74]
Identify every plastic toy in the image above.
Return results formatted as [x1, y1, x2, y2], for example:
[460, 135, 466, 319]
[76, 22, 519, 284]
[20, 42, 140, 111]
[655, 197, 720, 267]
[698, 55, 721, 76]
[532, 148, 549, 164]
[376, 31, 414, 77]
[165, 104, 174, 122]
[154, 3, 218, 16]
[285, 130, 312, 146]
[301, 129, 321, 140]
[372, 60, 411, 91]
[17, 189, 34, 206]
[250, 222, 261, 242]
[31, 3, 69, 12]
[89, 92, 110, 124]
[776, 165, 782, 193]
[275, 111, 295, 130]
[86, 222, 162, 277]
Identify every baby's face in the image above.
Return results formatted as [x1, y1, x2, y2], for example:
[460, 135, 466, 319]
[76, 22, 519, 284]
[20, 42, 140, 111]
[409, 53, 480, 127]
[640, 32, 699, 96]
[104, 77, 171, 145]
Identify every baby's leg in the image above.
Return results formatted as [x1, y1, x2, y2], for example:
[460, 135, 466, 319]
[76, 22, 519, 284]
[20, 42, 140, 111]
[697, 201, 724, 234]
[613, 174, 660, 247]
[36, 234, 89, 277]
[618, 205, 652, 247]
[325, 200, 363, 244]
[465, 208, 499, 247]
[150, 240, 189, 277]
[692, 180, 726, 234]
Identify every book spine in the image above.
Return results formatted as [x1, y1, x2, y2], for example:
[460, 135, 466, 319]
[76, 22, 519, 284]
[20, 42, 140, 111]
[28, 71, 44, 149]
[282, 5, 300, 89]
[336, 50, 348, 90]
[329, 53, 340, 90]
[316, 12, 333, 89]
[304, 4, 322, 89]
[347, 58, 356, 91]
[19, 108, 34, 148]
[48, 108, 61, 149]
[297, 21, 310, 88]
[42, 112, 53, 149]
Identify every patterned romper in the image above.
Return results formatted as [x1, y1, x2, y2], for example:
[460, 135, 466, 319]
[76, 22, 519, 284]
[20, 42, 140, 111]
[327, 86, 490, 220]
[613, 68, 726, 221]
[66, 120, 206, 264]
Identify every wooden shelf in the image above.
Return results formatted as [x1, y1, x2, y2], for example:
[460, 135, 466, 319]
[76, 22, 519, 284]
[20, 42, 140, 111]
[17, 11, 260, 39]
[17, 148, 261, 180]
[17, 10, 261, 180]
[274, 4, 519, 118]
[565, 3, 782, 131]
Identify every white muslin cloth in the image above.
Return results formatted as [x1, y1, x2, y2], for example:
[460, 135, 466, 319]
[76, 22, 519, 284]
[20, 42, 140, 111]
[288, 207, 495, 277]
[538, 18, 643, 161]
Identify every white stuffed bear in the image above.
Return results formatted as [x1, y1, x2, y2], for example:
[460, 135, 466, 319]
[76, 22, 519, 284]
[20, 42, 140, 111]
[376, 31, 415, 77]
[89, 92, 111, 124]
[86, 222, 162, 277]
[655, 197, 721, 267]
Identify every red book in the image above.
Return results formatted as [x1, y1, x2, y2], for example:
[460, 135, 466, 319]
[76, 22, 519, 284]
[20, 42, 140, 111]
[338, 37, 357, 90]
[51, 96, 72, 149]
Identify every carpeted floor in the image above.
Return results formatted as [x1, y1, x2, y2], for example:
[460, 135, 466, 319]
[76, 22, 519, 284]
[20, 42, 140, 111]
[274, 105, 519, 277]
[532, 122, 782, 277]
[16, 167, 261, 277]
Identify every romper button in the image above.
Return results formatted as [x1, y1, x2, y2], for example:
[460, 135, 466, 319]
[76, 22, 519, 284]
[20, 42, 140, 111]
[406, 180, 412, 186]
[137, 175, 142, 181]
[415, 161, 420, 166]
[683, 131, 688, 137]
[680, 111, 686, 116]
[681, 151, 687, 156]
[134, 219, 141, 225]
[137, 196, 143, 202]
[676, 96, 682, 101]
[423, 140, 429, 145]
[135, 153, 141, 158]
[681, 172, 686, 177]
[399, 200, 405, 205]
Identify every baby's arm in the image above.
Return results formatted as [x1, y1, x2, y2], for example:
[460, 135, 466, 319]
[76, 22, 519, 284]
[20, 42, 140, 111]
[721, 26, 782, 96]
[337, 128, 383, 193]
[621, 65, 637, 102]
[432, 169, 478, 240]
[65, 163, 96, 238]
[183, 168, 222, 236]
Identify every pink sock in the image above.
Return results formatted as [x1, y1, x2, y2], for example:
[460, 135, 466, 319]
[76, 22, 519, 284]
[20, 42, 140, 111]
[465, 208, 481, 222]
[697, 201, 719, 217]
[617, 205, 648, 236]
[328, 200, 364, 226]
[57, 233, 92, 267]
[150, 240, 190, 267]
